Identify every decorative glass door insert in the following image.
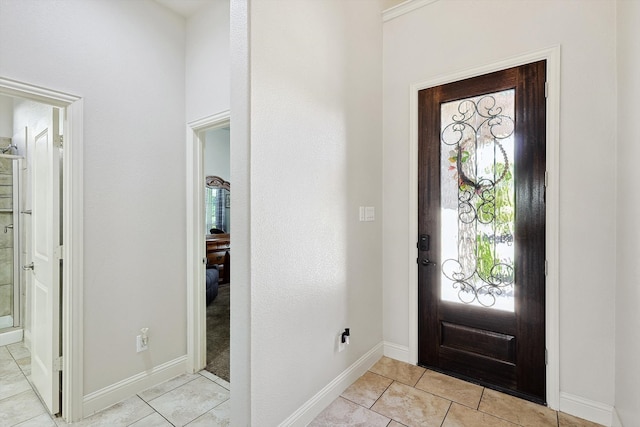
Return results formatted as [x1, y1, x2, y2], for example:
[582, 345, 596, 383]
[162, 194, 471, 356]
[440, 89, 515, 312]
[418, 61, 546, 403]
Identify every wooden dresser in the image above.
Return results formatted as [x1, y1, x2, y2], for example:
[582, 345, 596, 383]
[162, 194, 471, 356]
[206, 234, 230, 284]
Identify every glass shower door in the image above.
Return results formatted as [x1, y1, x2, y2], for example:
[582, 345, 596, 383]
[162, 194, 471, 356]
[0, 155, 20, 331]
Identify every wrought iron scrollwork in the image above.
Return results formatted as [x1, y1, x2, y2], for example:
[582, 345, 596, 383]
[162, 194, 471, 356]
[440, 93, 515, 308]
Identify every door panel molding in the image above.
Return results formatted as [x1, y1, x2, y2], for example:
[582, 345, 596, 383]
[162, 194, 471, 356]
[407, 46, 560, 408]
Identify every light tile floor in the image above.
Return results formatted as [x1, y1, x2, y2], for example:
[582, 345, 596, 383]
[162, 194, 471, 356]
[0, 344, 606, 427]
[0, 342, 230, 426]
[311, 356, 604, 427]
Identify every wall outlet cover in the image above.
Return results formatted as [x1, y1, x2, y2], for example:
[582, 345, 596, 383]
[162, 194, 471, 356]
[136, 335, 148, 352]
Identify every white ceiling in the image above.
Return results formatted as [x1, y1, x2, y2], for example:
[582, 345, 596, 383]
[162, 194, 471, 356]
[154, 0, 211, 18]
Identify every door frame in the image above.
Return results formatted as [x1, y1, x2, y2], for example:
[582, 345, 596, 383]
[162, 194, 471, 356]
[407, 46, 561, 409]
[186, 110, 230, 373]
[0, 77, 84, 421]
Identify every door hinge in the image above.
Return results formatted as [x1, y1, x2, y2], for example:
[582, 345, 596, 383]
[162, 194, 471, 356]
[54, 135, 63, 148]
[545, 349, 548, 365]
[55, 245, 63, 260]
[545, 81, 549, 98]
[544, 171, 549, 187]
[54, 356, 63, 372]
[545, 260, 549, 276]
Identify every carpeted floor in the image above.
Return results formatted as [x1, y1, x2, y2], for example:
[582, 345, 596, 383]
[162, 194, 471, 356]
[205, 284, 230, 382]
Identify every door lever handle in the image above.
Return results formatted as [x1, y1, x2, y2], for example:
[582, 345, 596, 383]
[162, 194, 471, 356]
[419, 258, 436, 267]
[22, 262, 34, 271]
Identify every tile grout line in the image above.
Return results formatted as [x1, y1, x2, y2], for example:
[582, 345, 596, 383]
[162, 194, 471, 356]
[439, 401, 453, 427]
[359, 375, 399, 424]
[198, 369, 230, 390]
[136, 397, 176, 427]
[365, 370, 457, 427]
[336, 370, 395, 422]
[137, 374, 203, 404]
[318, 357, 599, 427]
[477, 387, 485, 410]
[137, 377, 228, 426]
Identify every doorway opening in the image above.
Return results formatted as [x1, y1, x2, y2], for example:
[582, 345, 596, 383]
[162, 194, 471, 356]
[417, 61, 546, 403]
[407, 47, 561, 408]
[0, 77, 83, 422]
[186, 111, 230, 383]
[203, 127, 230, 382]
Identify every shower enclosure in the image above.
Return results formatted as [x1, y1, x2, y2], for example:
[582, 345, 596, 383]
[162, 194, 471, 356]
[0, 152, 22, 344]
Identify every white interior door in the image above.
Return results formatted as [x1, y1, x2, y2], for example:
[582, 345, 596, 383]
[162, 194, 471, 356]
[29, 107, 61, 415]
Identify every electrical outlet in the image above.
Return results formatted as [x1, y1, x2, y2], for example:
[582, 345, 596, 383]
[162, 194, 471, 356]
[136, 335, 148, 352]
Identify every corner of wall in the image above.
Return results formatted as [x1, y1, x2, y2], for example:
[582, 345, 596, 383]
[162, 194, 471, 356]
[278, 343, 384, 427]
[612, 407, 624, 427]
[559, 392, 616, 427]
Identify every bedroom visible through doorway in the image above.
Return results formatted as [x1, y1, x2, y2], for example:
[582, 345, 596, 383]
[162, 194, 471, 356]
[203, 126, 230, 382]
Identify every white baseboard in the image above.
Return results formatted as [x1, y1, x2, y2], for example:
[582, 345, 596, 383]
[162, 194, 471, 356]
[82, 356, 187, 417]
[278, 342, 384, 427]
[0, 328, 23, 346]
[560, 392, 615, 427]
[383, 341, 409, 363]
[612, 408, 623, 427]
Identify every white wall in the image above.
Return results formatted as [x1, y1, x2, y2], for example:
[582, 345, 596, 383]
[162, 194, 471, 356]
[383, 0, 616, 411]
[229, 0, 251, 423]
[615, 1, 640, 425]
[245, 0, 383, 423]
[0, 95, 12, 137]
[0, 0, 187, 399]
[204, 127, 230, 181]
[186, 0, 230, 123]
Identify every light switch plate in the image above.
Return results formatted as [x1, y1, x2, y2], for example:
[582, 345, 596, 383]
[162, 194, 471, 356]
[365, 206, 375, 221]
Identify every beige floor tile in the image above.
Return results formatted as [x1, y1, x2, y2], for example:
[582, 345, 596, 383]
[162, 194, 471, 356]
[7, 341, 31, 360]
[479, 388, 558, 427]
[443, 402, 520, 427]
[138, 373, 201, 402]
[16, 356, 31, 376]
[147, 376, 229, 426]
[0, 368, 31, 400]
[341, 371, 393, 408]
[198, 371, 230, 390]
[186, 400, 230, 427]
[14, 413, 57, 426]
[388, 421, 407, 427]
[58, 395, 154, 427]
[198, 369, 220, 382]
[215, 377, 230, 390]
[309, 396, 390, 427]
[128, 412, 173, 426]
[0, 389, 46, 426]
[0, 345, 13, 360]
[369, 356, 425, 386]
[0, 353, 22, 376]
[558, 412, 604, 427]
[371, 381, 451, 427]
[415, 370, 483, 409]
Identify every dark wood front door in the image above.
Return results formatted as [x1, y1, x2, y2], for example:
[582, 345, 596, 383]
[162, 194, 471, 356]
[418, 61, 547, 403]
